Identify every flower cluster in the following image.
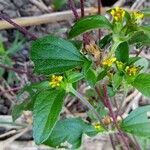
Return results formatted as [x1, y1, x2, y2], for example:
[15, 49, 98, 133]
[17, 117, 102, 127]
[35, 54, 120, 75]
[49, 75, 63, 88]
[132, 11, 144, 20]
[125, 65, 140, 76]
[110, 7, 125, 21]
[102, 57, 116, 67]
[116, 61, 125, 70]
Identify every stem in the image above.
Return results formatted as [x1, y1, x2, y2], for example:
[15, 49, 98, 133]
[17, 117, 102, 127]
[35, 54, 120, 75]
[80, 0, 84, 17]
[69, 85, 106, 129]
[97, 0, 102, 14]
[0, 87, 22, 95]
[97, 0, 102, 40]
[102, 85, 116, 121]
[102, 85, 130, 150]
[95, 86, 107, 107]
[0, 13, 37, 40]
[0, 63, 28, 74]
[68, 0, 79, 20]
[80, 0, 88, 46]
[109, 134, 117, 150]
[132, 135, 141, 150]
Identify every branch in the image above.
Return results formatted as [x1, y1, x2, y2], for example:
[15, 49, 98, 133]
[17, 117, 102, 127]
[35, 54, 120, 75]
[0, 7, 101, 30]
[0, 63, 28, 74]
[68, 0, 79, 20]
[102, 85, 130, 150]
[0, 13, 37, 40]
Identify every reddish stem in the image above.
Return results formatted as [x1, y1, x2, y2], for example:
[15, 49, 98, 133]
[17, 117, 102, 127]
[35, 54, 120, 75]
[80, 0, 84, 17]
[95, 86, 107, 107]
[68, 0, 79, 20]
[97, 0, 102, 40]
[102, 85, 130, 150]
[103, 85, 116, 121]
[0, 13, 37, 40]
[97, 0, 102, 14]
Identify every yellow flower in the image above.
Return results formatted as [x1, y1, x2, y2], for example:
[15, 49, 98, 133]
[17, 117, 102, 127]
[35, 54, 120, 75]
[132, 11, 144, 20]
[116, 61, 125, 70]
[49, 75, 63, 88]
[125, 66, 140, 76]
[93, 123, 104, 132]
[110, 7, 125, 21]
[102, 57, 116, 67]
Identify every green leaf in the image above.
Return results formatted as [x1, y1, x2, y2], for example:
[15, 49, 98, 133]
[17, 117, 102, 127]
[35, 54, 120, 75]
[84, 69, 97, 86]
[12, 81, 50, 121]
[132, 73, 150, 98]
[140, 26, 150, 33]
[53, 0, 67, 10]
[12, 99, 33, 121]
[121, 105, 150, 137]
[67, 72, 84, 83]
[31, 35, 87, 75]
[88, 102, 108, 122]
[134, 58, 149, 73]
[141, 8, 150, 17]
[112, 73, 123, 90]
[70, 40, 82, 50]
[33, 89, 65, 144]
[69, 15, 112, 38]
[128, 31, 150, 46]
[99, 34, 112, 49]
[115, 42, 129, 63]
[82, 59, 92, 74]
[44, 118, 98, 148]
[107, 85, 116, 97]
[128, 57, 141, 65]
[0, 41, 5, 54]
[97, 69, 107, 81]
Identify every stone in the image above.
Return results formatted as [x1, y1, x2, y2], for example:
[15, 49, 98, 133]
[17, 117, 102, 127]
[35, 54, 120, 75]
[13, 0, 24, 7]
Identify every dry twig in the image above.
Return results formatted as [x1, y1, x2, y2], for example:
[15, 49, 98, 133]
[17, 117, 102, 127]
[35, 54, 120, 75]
[0, 7, 104, 30]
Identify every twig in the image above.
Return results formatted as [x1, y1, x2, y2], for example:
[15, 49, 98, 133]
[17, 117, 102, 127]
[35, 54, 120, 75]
[0, 85, 15, 104]
[132, 135, 141, 150]
[68, 0, 79, 20]
[109, 134, 117, 150]
[102, 85, 130, 150]
[80, 0, 85, 17]
[122, 92, 142, 118]
[0, 64, 28, 74]
[120, 90, 139, 113]
[29, 0, 52, 13]
[95, 86, 107, 107]
[0, 130, 17, 139]
[0, 7, 99, 30]
[79, 0, 89, 46]
[0, 87, 22, 95]
[131, 0, 145, 10]
[113, 0, 125, 7]
[97, 0, 102, 40]
[0, 13, 37, 40]
[2, 126, 31, 147]
[97, 0, 102, 14]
